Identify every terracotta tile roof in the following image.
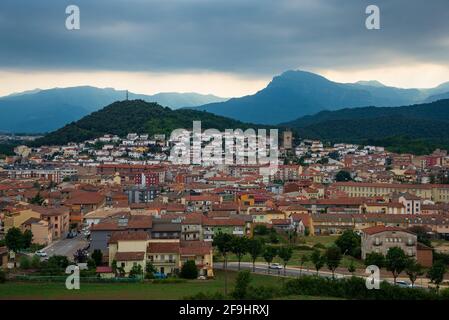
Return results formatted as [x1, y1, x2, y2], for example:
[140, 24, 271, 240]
[109, 231, 149, 244]
[64, 191, 105, 205]
[127, 216, 153, 229]
[147, 242, 180, 253]
[362, 226, 415, 235]
[271, 219, 291, 225]
[290, 213, 311, 227]
[96, 266, 113, 273]
[30, 205, 70, 217]
[180, 241, 212, 255]
[182, 213, 205, 224]
[115, 251, 145, 261]
[204, 218, 245, 226]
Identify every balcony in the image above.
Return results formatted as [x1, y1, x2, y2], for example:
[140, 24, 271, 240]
[150, 259, 177, 264]
[406, 241, 416, 246]
[372, 241, 382, 246]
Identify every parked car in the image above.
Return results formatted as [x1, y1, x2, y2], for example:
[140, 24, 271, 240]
[395, 280, 412, 288]
[35, 250, 47, 257]
[269, 263, 283, 270]
[153, 272, 167, 279]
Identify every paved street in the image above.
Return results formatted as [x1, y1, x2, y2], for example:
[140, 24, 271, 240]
[41, 235, 88, 261]
[215, 262, 430, 288]
[216, 262, 340, 279]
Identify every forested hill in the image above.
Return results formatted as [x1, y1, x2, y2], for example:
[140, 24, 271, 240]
[33, 100, 266, 146]
[281, 99, 449, 155]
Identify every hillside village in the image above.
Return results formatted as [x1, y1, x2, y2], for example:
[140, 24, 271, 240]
[1, 129, 449, 294]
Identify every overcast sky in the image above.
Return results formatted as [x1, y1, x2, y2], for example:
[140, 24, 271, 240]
[0, 0, 448, 96]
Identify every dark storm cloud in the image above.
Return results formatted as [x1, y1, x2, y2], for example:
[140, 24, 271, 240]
[0, 0, 448, 75]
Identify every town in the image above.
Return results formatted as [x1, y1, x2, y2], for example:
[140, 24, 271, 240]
[0, 129, 449, 300]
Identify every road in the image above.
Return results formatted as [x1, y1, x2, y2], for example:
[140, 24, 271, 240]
[216, 262, 341, 279]
[41, 235, 88, 261]
[215, 262, 428, 288]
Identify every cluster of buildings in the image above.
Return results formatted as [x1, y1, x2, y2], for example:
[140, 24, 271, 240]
[1, 132, 449, 275]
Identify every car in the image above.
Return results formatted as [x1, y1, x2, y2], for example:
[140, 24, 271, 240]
[269, 263, 283, 270]
[35, 250, 47, 257]
[395, 280, 412, 288]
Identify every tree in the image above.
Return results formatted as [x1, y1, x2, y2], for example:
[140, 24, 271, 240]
[335, 230, 361, 258]
[348, 261, 356, 275]
[385, 247, 408, 284]
[364, 252, 385, 268]
[129, 264, 143, 279]
[253, 224, 269, 236]
[87, 258, 96, 269]
[335, 170, 352, 182]
[47, 255, 69, 269]
[73, 249, 88, 263]
[325, 245, 342, 278]
[405, 259, 424, 287]
[230, 236, 248, 270]
[299, 254, 309, 276]
[19, 256, 31, 269]
[263, 246, 277, 274]
[29, 192, 45, 205]
[311, 250, 325, 275]
[91, 249, 103, 266]
[427, 260, 447, 291]
[145, 262, 157, 279]
[213, 232, 233, 295]
[180, 260, 198, 279]
[22, 230, 33, 249]
[247, 239, 264, 272]
[5, 227, 24, 252]
[278, 246, 293, 276]
[232, 270, 251, 299]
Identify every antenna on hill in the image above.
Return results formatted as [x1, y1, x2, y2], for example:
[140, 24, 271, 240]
[126, 90, 129, 101]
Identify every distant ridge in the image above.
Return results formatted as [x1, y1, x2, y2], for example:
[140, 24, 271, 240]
[0, 86, 227, 133]
[281, 98, 449, 154]
[191, 70, 449, 124]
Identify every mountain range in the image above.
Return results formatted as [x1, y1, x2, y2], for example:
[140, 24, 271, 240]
[191, 70, 449, 124]
[0, 86, 227, 133]
[2, 69, 449, 134]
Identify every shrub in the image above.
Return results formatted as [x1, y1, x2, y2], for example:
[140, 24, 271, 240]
[0, 269, 6, 283]
[30, 255, 41, 269]
[365, 252, 386, 268]
[128, 264, 143, 278]
[180, 260, 198, 279]
[232, 270, 251, 299]
[245, 285, 280, 300]
[185, 291, 226, 300]
[313, 243, 326, 249]
[283, 275, 441, 300]
[19, 256, 31, 269]
[295, 245, 313, 251]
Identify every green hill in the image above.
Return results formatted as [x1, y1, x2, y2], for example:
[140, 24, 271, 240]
[281, 99, 449, 155]
[33, 99, 265, 146]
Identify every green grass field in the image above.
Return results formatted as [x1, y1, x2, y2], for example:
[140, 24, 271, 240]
[0, 270, 335, 300]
